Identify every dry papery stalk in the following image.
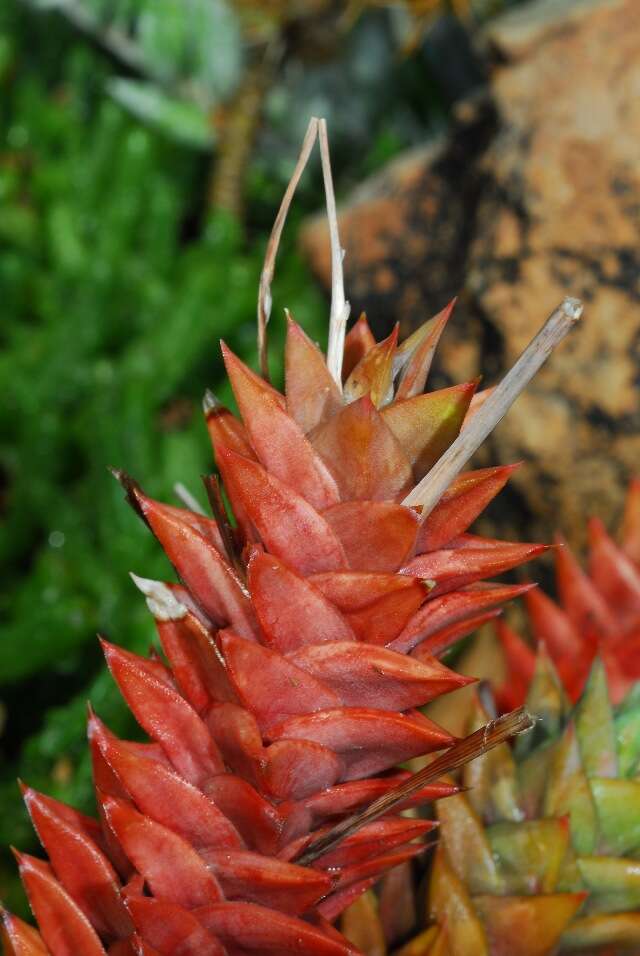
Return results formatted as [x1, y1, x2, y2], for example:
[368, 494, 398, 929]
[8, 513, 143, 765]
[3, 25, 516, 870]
[257, 117, 320, 381]
[201, 473, 247, 580]
[256, 116, 350, 386]
[403, 296, 583, 518]
[318, 117, 350, 387]
[296, 707, 534, 865]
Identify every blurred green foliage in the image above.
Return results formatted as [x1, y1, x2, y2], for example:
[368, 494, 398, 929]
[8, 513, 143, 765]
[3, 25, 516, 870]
[0, 0, 325, 912]
[22, 0, 244, 149]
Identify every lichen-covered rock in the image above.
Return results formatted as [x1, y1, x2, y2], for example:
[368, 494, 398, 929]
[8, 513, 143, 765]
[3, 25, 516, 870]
[300, 0, 640, 551]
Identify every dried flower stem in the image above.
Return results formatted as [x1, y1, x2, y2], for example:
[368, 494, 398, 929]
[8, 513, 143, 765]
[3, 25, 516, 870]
[403, 297, 583, 516]
[257, 118, 319, 381]
[201, 474, 246, 579]
[319, 119, 350, 388]
[295, 707, 534, 865]
[109, 468, 150, 528]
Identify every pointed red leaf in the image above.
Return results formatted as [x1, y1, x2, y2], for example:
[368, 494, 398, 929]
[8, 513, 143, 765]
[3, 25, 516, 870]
[494, 619, 536, 712]
[401, 541, 549, 596]
[219, 630, 340, 730]
[379, 860, 416, 947]
[316, 877, 378, 922]
[344, 326, 398, 407]
[21, 785, 131, 940]
[102, 640, 224, 786]
[554, 536, 617, 640]
[102, 797, 223, 909]
[280, 776, 456, 846]
[267, 708, 453, 780]
[127, 897, 224, 956]
[218, 447, 348, 574]
[322, 501, 418, 572]
[289, 641, 472, 710]
[310, 914, 356, 947]
[20, 777, 107, 854]
[206, 703, 264, 787]
[203, 775, 284, 856]
[310, 571, 427, 643]
[204, 393, 254, 459]
[142, 494, 228, 554]
[416, 464, 521, 553]
[285, 314, 343, 434]
[219, 342, 286, 408]
[603, 633, 640, 704]
[88, 708, 172, 792]
[524, 588, 591, 700]
[136, 496, 257, 639]
[264, 739, 344, 800]
[223, 342, 340, 510]
[200, 849, 331, 915]
[345, 589, 429, 645]
[91, 791, 133, 883]
[589, 517, 640, 623]
[15, 852, 106, 956]
[410, 608, 504, 660]
[1, 910, 49, 956]
[391, 582, 535, 654]
[310, 817, 434, 869]
[524, 587, 585, 660]
[311, 396, 413, 501]
[306, 774, 456, 820]
[333, 844, 425, 893]
[248, 551, 355, 652]
[395, 300, 454, 399]
[148, 597, 236, 712]
[311, 570, 424, 609]
[195, 901, 358, 955]
[343, 313, 376, 379]
[382, 382, 476, 481]
[203, 396, 257, 544]
[96, 722, 243, 851]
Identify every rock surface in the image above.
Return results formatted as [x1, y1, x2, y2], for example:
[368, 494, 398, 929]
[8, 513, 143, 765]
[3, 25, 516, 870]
[300, 0, 640, 552]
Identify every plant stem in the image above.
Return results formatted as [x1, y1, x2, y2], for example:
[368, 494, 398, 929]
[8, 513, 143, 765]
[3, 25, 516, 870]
[402, 297, 583, 517]
[295, 707, 534, 865]
[257, 117, 319, 381]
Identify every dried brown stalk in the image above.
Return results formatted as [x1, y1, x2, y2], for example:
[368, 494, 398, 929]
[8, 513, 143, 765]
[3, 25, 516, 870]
[109, 468, 150, 528]
[257, 117, 319, 381]
[201, 474, 246, 579]
[403, 297, 583, 517]
[295, 707, 534, 865]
